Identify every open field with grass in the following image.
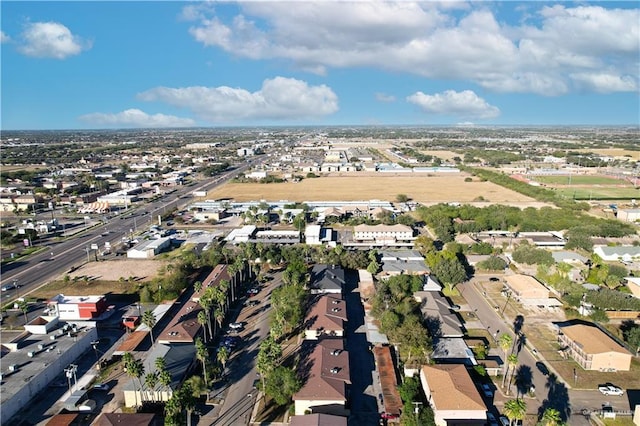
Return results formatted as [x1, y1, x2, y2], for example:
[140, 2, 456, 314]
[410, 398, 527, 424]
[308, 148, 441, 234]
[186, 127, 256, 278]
[554, 186, 640, 200]
[533, 175, 631, 186]
[417, 149, 460, 161]
[206, 174, 537, 204]
[576, 148, 640, 160]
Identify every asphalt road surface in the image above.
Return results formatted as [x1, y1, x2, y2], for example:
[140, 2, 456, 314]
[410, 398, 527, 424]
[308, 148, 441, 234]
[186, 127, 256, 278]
[1, 161, 257, 302]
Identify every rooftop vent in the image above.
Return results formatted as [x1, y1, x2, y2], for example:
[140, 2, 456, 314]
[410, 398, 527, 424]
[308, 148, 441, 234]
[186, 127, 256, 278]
[331, 349, 342, 356]
[332, 300, 340, 304]
[28, 351, 35, 358]
[331, 307, 341, 312]
[8, 365, 18, 372]
[330, 367, 341, 374]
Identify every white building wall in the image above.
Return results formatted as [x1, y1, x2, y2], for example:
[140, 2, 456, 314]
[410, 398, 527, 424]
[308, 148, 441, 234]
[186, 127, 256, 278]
[294, 398, 346, 416]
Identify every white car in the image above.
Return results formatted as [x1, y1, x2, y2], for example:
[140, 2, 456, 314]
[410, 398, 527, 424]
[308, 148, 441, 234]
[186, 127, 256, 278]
[229, 322, 244, 330]
[599, 385, 624, 396]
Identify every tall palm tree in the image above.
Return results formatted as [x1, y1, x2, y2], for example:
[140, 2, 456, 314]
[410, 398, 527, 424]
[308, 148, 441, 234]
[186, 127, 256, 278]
[125, 357, 145, 407]
[159, 370, 172, 400]
[214, 308, 225, 335]
[180, 381, 197, 426]
[144, 371, 159, 403]
[503, 398, 526, 426]
[499, 333, 513, 387]
[507, 353, 518, 395]
[197, 311, 209, 343]
[217, 346, 229, 370]
[198, 290, 214, 340]
[195, 337, 209, 386]
[142, 309, 157, 345]
[540, 408, 563, 426]
[193, 280, 203, 293]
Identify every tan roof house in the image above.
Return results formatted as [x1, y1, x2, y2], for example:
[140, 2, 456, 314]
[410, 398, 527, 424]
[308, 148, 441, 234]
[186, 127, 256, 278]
[420, 364, 487, 426]
[293, 339, 351, 416]
[504, 274, 549, 302]
[558, 322, 632, 371]
[304, 295, 347, 340]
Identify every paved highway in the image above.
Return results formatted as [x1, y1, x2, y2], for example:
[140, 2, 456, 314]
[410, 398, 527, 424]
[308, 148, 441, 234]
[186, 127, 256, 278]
[0, 160, 257, 302]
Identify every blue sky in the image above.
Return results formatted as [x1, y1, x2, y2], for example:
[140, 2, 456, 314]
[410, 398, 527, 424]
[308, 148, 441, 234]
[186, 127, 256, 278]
[1, 1, 638, 130]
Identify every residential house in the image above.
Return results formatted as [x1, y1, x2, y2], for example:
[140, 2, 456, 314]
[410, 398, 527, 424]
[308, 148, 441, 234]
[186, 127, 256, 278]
[353, 224, 414, 246]
[552, 251, 589, 264]
[304, 295, 347, 340]
[419, 364, 488, 426]
[416, 292, 464, 338]
[625, 277, 640, 299]
[503, 274, 562, 308]
[157, 300, 203, 344]
[308, 264, 346, 294]
[431, 338, 477, 366]
[557, 321, 632, 371]
[293, 339, 351, 416]
[379, 249, 429, 276]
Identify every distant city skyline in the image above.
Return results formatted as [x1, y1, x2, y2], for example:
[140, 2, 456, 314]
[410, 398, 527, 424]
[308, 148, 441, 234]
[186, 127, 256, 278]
[1, 1, 638, 130]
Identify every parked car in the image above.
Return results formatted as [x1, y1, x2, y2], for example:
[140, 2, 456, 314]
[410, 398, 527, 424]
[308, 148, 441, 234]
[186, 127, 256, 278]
[536, 361, 549, 376]
[499, 415, 510, 426]
[380, 412, 400, 420]
[487, 412, 499, 426]
[93, 383, 110, 391]
[598, 385, 624, 396]
[247, 288, 259, 295]
[229, 322, 244, 330]
[245, 299, 260, 307]
[450, 304, 461, 311]
[481, 383, 493, 398]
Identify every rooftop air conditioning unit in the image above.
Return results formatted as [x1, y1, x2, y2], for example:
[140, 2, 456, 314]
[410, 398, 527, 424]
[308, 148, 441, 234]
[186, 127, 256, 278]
[28, 351, 35, 358]
[38, 344, 45, 350]
[50, 335, 57, 340]
[8, 365, 18, 372]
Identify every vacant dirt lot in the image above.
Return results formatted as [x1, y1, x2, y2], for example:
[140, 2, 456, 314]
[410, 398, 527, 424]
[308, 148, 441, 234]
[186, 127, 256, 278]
[207, 173, 537, 204]
[68, 259, 166, 282]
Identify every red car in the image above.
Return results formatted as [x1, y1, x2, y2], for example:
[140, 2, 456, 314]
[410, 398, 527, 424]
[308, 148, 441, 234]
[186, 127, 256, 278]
[380, 412, 399, 420]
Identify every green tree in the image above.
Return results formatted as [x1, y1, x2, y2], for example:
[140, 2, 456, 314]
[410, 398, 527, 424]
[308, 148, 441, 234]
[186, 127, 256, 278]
[124, 356, 145, 407]
[144, 371, 158, 403]
[142, 309, 157, 345]
[507, 353, 518, 394]
[197, 311, 209, 343]
[256, 335, 282, 391]
[396, 194, 409, 203]
[503, 398, 527, 426]
[476, 255, 507, 271]
[367, 260, 380, 275]
[16, 300, 29, 324]
[432, 257, 466, 291]
[623, 325, 640, 354]
[264, 366, 301, 406]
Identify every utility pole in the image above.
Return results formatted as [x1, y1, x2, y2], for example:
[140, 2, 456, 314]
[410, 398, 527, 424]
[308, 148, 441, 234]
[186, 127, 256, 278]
[413, 401, 423, 424]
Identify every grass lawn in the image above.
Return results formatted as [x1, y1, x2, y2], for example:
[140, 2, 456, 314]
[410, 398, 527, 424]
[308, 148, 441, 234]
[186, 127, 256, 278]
[554, 186, 640, 200]
[533, 175, 630, 186]
[602, 417, 637, 426]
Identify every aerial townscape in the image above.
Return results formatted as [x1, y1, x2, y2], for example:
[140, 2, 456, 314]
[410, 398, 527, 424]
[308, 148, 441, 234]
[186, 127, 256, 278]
[1, 2, 639, 426]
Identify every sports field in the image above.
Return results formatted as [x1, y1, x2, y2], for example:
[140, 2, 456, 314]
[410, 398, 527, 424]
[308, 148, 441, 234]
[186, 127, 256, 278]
[205, 174, 536, 203]
[554, 186, 640, 200]
[533, 175, 630, 186]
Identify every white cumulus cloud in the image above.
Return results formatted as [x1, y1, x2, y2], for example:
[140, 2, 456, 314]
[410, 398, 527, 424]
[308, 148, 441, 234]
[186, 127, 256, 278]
[79, 109, 196, 128]
[1, 31, 10, 43]
[375, 93, 396, 103]
[407, 90, 500, 119]
[570, 73, 638, 93]
[19, 21, 90, 59]
[137, 77, 339, 123]
[184, 2, 639, 95]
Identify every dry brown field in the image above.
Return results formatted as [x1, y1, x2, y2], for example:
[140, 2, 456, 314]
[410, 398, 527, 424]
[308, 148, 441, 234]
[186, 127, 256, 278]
[207, 173, 537, 204]
[416, 149, 460, 161]
[576, 148, 640, 160]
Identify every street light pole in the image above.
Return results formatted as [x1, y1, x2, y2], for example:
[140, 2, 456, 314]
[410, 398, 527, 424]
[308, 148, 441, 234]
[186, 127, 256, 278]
[85, 247, 90, 263]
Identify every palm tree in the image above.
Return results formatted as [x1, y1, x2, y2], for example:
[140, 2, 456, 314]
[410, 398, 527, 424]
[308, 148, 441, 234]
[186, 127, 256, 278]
[142, 309, 157, 345]
[195, 337, 209, 386]
[16, 300, 29, 324]
[125, 357, 145, 407]
[214, 308, 225, 334]
[180, 381, 197, 426]
[144, 371, 159, 403]
[499, 333, 513, 387]
[164, 393, 182, 426]
[194, 280, 203, 293]
[159, 369, 172, 400]
[503, 398, 526, 426]
[198, 290, 214, 340]
[540, 407, 563, 426]
[197, 311, 209, 343]
[507, 353, 518, 395]
[217, 346, 229, 370]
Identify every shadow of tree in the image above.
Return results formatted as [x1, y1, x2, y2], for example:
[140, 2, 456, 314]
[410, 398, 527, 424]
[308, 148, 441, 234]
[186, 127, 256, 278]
[538, 373, 572, 423]
[514, 364, 533, 399]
